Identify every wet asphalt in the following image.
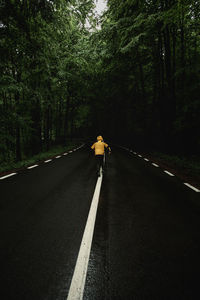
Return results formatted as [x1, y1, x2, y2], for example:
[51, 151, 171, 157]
[0, 146, 200, 300]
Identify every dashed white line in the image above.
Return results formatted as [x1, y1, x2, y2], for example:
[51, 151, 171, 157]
[44, 159, 52, 163]
[152, 163, 159, 167]
[184, 183, 200, 192]
[164, 170, 175, 176]
[0, 145, 83, 180]
[67, 170, 103, 300]
[0, 173, 17, 180]
[27, 165, 38, 169]
[121, 145, 200, 193]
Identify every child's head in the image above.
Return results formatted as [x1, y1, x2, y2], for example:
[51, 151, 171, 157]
[97, 135, 103, 141]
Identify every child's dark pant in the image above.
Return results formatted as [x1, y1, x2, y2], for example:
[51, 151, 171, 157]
[95, 155, 104, 173]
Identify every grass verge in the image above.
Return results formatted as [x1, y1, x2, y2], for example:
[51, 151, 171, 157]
[0, 143, 80, 175]
[145, 152, 200, 189]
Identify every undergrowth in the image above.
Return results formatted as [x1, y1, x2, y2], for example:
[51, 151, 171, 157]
[150, 152, 200, 176]
[0, 143, 79, 174]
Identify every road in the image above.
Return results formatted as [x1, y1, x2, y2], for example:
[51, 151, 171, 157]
[0, 145, 200, 300]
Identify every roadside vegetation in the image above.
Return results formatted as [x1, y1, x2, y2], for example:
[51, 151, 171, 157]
[145, 152, 200, 188]
[0, 141, 80, 174]
[1, 0, 200, 179]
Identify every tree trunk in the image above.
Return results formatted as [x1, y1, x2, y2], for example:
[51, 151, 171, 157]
[44, 104, 51, 151]
[64, 97, 70, 145]
[14, 92, 22, 161]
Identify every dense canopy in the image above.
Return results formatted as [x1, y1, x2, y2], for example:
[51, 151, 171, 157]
[1, 0, 200, 165]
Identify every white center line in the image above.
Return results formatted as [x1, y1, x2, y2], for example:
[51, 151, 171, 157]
[184, 183, 200, 192]
[0, 173, 17, 180]
[133, 152, 137, 155]
[27, 165, 38, 169]
[144, 158, 149, 161]
[56, 155, 61, 158]
[63, 153, 68, 155]
[138, 155, 142, 158]
[164, 170, 175, 176]
[44, 159, 52, 163]
[67, 170, 103, 300]
[152, 163, 159, 167]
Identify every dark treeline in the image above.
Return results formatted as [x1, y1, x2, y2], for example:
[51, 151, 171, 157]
[1, 0, 200, 166]
[96, 0, 200, 154]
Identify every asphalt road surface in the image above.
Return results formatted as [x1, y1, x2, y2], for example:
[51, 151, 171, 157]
[0, 145, 200, 300]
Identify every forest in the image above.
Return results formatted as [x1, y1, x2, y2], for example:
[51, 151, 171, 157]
[1, 0, 200, 172]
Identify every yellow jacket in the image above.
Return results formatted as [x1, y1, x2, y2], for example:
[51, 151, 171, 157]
[91, 140, 110, 155]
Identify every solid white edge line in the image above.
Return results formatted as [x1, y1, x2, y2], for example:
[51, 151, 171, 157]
[152, 163, 159, 167]
[184, 183, 200, 192]
[0, 173, 17, 180]
[27, 165, 38, 169]
[164, 170, 175, 176]
[67, 170, 103, 300]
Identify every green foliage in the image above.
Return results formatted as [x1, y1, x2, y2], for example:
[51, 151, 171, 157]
[0, 142, 79, 174]
[0, 0, 95, 163]
[1, 0, 200, 168]
[93, 0, 200, 153]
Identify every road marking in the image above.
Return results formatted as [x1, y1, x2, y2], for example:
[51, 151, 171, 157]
[0, 173, 17, 180]
[152, 163, 159, 167]
[67, 170, 103, 300]
[123, 147, 199, 192]
[0, 145, 83, 179]
[184, 183, 200, 192]
[27, 165, 38, 169]
[164, 170, 175, 176]
[44, 159, 52, 163]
